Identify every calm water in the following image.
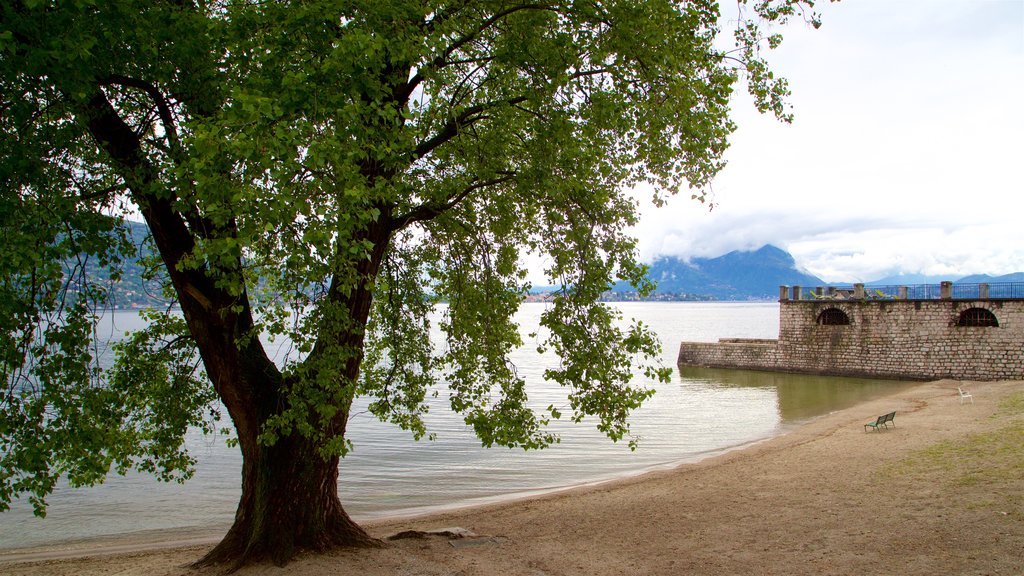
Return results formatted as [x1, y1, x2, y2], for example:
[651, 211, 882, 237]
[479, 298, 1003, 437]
[0, 303, 911, 549]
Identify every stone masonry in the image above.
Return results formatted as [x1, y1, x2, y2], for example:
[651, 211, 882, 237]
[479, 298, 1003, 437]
[677, 283, 1024, 381]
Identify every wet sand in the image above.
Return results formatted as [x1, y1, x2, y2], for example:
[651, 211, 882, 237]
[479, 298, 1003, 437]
[2, 379, 1021, 575]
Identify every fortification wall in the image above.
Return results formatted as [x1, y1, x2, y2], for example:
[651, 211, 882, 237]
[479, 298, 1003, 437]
[777, 299, 1024, 380]
[675, 339, 782, 372]
[678, 293, 1024, 381]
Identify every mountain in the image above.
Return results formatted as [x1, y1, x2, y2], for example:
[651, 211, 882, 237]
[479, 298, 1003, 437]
[861, 272, 1024, 286]
[955, 272, 1024, 284]
[629, 245, 824, 301]
[864, 273, 951, 286]
[89, 221, 169, 308]
[83, 223, 1024, 305]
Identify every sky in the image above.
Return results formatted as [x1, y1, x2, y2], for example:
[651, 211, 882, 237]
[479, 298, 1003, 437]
[632, 0, 1024, 283]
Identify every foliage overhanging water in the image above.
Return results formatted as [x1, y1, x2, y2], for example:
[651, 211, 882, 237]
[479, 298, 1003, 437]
[0, 302, 914, 550]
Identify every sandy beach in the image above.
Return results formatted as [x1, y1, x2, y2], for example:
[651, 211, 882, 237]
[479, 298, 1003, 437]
[2, 378, 1021, 575]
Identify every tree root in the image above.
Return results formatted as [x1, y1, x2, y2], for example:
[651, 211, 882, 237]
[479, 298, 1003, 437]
[190, 516, 384, 572]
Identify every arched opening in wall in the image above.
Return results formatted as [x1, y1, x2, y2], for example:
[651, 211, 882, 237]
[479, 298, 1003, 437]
[817, 308, 851, 326]
[956, 307, 999, 327]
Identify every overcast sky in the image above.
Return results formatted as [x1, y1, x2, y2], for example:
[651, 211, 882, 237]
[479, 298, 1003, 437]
[632, 0, 1024, 283]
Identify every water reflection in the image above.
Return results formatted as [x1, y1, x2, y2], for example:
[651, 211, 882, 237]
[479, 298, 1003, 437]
[679, 366, 915, 424]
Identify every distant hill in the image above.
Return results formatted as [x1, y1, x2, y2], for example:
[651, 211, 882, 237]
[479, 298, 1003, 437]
[864, 273, 951, 285]
[955, 272, 1024, 284]
[603, 246, 1024, 302]
[616, 245, 825, 301]
[91, 221, 168, 309]
[858, 272, 1024, 286]
[86, 224, 1024, 305]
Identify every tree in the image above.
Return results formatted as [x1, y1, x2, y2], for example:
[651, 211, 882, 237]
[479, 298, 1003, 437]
[0, 0, 822, 568]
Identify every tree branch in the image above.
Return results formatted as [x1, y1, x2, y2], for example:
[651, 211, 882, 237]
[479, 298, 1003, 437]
[100, 74, 183, 161]
[75, 83, 272, 442]
[78, 182, 128, 203]
[398, 3, 559, 105]
[393, 173, 517, 229]
[98, 75, 235, 243]
[412, 96, 527, 160]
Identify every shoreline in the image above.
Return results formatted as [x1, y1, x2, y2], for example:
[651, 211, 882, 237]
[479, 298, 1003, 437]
[2, 378, 1022, 575]
[0, 426, 783, 563]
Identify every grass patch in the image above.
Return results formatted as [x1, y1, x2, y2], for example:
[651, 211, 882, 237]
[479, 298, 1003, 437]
[891, 391, 1024, 514]
[996, 390, 1024, 414]
[911, 420, 1024, 486]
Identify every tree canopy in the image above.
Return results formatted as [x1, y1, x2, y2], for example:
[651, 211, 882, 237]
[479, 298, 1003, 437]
[1, 0, 824, 566]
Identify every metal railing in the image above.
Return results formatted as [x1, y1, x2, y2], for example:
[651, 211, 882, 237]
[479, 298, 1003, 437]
[784, 282, 1024, 301]
[950, 282, 1024, 299]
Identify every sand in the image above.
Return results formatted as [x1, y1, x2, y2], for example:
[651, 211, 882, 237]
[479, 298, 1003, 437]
[2, 379, 1021, 575]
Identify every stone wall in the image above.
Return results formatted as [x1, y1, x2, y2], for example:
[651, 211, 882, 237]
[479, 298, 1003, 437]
[678, 296, 1024, 381]
[676, 339, 782, 372]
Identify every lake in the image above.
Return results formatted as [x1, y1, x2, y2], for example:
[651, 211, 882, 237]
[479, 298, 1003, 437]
[0, 302, 912, 550]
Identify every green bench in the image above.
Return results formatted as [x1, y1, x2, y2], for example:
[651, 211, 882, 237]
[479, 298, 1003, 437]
[864, 411, 896, 432]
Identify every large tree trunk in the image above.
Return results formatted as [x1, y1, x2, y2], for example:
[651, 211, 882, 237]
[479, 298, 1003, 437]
[185, 289, 388, 569]
[194, 430, 380, 569]
[188, 222, 394, 569]
[77, 79, 395, 569]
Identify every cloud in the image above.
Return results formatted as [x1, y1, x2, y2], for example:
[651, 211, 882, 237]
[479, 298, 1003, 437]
[631, 0, 1024, 282]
